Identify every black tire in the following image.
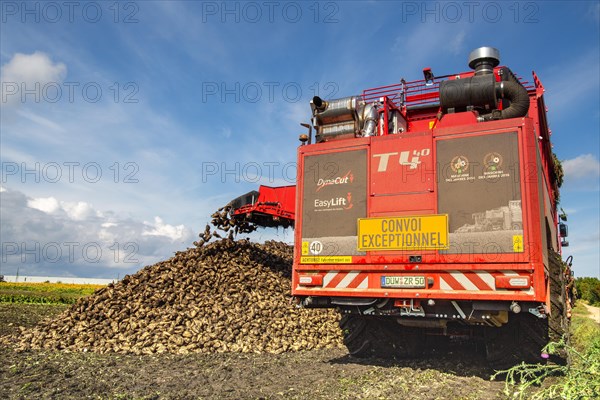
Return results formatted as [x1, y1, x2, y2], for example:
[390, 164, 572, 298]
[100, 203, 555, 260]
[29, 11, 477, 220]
[339, 314, 370, 356]
[485, 313, 548, 370]
[339, 315, 423, 359]
[485, 251, 570, 369]
[548, 250, 569, 344]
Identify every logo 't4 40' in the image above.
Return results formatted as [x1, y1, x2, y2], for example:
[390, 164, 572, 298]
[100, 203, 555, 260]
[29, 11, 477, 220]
[373, 148, 431, 172]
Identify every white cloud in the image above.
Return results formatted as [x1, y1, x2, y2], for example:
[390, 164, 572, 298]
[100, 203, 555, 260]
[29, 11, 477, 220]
[26, 196, 98, 220]
[99, 222, 120, 242]
[0, 186, 6, 192]
[27, 196, 61, 214]
[143, 216, 188, 241]
[61, 201, 99, 221]
[2, 187, 195, 278]
[1, 51, 66, 85]
[98, 229, 115, 243]
[1, 52, 67, 106]
[563, 154, 600, 180]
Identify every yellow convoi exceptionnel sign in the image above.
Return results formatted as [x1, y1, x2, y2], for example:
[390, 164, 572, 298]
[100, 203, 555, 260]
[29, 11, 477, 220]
[358, 214, 449, 251]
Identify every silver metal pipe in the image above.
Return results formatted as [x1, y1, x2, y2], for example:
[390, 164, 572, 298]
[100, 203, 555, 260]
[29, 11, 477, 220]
[312, 96, 358, 125]
[361, 103, 378, 137]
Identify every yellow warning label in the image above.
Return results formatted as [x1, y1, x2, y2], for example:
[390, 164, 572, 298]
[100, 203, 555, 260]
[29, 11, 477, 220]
[358, 215, 449, 251]
[300, 256, 353, 264]
[513, 235, 524, 252]
[429, 120, 435, 129]
[301, 241, 309, 255]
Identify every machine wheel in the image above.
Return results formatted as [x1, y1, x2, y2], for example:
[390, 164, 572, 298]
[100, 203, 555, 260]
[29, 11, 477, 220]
[340, 315, 423, 359]
[548, 250, 569, 344]
[484, 313, 548, 370]
[485, 250, 570, 369]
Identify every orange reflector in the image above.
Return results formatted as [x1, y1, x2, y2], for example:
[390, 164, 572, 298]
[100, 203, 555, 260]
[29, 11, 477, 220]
[298, 274, 323, 286]
[495, 275, 531, 289]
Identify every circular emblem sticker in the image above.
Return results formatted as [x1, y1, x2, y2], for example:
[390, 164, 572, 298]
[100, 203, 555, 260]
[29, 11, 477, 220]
[484, 152, 503, 172]
[450, 156, 469, 174]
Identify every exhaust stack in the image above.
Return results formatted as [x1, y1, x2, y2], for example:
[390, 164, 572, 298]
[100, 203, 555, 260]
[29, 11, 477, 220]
[439, 46, 529, 121]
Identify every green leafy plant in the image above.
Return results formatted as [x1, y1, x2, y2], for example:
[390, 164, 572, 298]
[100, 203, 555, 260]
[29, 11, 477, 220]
[552, 152, 564, 189]
[494, 304, 600, 399]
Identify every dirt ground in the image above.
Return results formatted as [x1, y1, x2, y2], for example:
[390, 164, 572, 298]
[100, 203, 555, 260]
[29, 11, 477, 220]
[583, 303, 600, 324]
[0, 304, 509, 400]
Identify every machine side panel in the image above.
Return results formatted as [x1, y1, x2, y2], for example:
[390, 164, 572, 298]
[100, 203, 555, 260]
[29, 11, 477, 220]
[300, 149, 368, 258]
[437, 132, 524, 255]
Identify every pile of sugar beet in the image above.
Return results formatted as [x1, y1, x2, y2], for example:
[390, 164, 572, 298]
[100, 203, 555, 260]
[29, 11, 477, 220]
[3, 207, 342, 354]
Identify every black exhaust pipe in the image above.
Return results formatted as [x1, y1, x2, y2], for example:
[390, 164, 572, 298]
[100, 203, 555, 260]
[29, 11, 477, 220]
[478, 72, 529, 121]
[439, 47, 530, 121]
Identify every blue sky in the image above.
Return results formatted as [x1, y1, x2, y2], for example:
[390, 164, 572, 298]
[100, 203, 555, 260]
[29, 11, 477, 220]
[1, 1, 599, 279]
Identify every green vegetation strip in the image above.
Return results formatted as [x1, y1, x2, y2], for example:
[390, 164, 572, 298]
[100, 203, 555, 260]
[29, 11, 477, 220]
[495, 301, 600, 399]
[0, 282, 104, 305]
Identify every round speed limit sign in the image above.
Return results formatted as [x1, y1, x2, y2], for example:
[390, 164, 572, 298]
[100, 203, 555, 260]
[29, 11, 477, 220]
[309, 240, 323, 255]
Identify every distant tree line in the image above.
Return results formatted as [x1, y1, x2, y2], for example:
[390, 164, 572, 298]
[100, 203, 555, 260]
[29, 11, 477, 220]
[575, 277, 600, 306]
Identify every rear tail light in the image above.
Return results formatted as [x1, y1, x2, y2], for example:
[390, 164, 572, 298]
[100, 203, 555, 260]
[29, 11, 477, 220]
[298, 274, 323, 286]
[495, 275, 531, 289]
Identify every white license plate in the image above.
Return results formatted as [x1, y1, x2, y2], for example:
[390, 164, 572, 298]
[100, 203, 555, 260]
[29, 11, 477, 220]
[381, 276, 426, 288]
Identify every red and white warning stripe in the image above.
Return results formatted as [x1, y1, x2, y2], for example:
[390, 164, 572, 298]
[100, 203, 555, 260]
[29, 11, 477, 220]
[439, 270, 533, 293]
[322, 271, 369, 289]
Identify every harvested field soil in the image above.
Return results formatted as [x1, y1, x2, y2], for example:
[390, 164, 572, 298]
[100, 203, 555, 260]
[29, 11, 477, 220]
[1, 303, 507, 400]
[0, 303, 66, 337]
